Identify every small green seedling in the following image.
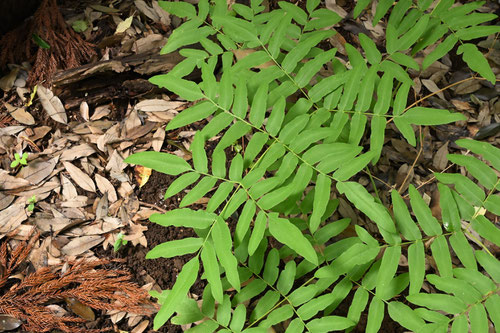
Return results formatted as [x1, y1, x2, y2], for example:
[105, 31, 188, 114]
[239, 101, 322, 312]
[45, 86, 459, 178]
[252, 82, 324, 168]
[10, 152, 28, 168]
[27, 195, 37, 212]
[113, 232, 128, 252]
[72, 20, 88, 33]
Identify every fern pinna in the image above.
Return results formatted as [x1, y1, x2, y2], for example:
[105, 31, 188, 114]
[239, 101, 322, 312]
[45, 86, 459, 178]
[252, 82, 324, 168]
[124, 0, 500, 332]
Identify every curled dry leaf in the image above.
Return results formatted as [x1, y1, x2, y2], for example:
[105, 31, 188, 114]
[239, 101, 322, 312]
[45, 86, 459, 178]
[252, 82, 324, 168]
[134, 166, 152, 188]
[36, 85, 68, 124]
[80, 101, 89, 121]
[62, 161, 96, 192]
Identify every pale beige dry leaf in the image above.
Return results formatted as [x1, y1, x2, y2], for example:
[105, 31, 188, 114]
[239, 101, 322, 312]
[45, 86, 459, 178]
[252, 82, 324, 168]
[14, 180, 60, 198]
[0, 170, 31, 190]
[90, 105, 111, 121]
[106, 150, 129, 182]
[16, 158, 57, 185]
[115, 15, 134, 34]
[61, 235, 104, 255]
[12, 224, 36, 240]
[60, 207, 86, 219]
[37, 85, 68, 124]
[132, 34, 166, 54]
[60, 143, 96, 161]
[60, 196, 90, 208]
[95, 173, 118, 202]
[34, 216, 71, 233]
[128, 314, 143, 328]
[81, 217, 122, 235]
[433, 141, 449, 171]
[146, 111, 176, 122]
[28, 237, 50, 270]
[125, 109, 142, 134]
[131, 319, 149, 333]
[125, 121, 156, 140]
[152, 127, 165, 152]
[135, 99, 184, 112]
[30, 126, 52, 141]
[152, 1, 170, 25]
[0, 126, 26, 136]
[5, 103, 35, 125]
[135, 0, 160, 21]
[325, 0, 348, 18]
[118, 181, 134, 199]
[0, 203, 27, 235]
[95, 193, 109, 220]
[61, 174, 78, 200]
[0, 314, 22, 332]
[421, 79, 445, 100]
[109, 310, 127, 324]
[97, 123, 121, 152]
[63, 161, 96, 192]
[125, 222, 148, 247]
[0, 67, 19, 91]
[0, 193, 15, 211]
[80, 101, 90, 121]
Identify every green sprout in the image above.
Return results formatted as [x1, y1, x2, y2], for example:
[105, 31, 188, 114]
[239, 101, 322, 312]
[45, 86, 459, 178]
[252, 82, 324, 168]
[10, 152, 28, 168]
[113, 232, 128, 252]
[27, 195, 37, 212]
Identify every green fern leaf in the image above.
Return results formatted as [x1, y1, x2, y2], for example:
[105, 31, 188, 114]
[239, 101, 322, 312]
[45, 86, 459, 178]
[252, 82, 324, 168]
[147, 238, 203, 259]
[457, 43, 496, 84]
[154, 256, 200, 329]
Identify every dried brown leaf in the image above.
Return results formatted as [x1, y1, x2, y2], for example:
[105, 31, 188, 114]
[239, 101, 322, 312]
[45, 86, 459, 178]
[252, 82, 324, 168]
[62, 161, 96, 192]
[16, 158, 57, 185]
[433, 141, 449, 171]
[5, 103, 35, 125]
[95, 174, 118, 203]
[37, 85, 67, 124]
[61, 235, 104, 256]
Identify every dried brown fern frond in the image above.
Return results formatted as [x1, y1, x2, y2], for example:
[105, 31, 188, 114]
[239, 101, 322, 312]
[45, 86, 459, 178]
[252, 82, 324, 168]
[0, 0, 96, 86]
[0, 233, 157, 332]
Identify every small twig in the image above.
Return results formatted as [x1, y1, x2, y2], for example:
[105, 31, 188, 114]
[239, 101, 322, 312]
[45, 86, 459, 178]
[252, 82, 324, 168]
[138, 201, 167, 213]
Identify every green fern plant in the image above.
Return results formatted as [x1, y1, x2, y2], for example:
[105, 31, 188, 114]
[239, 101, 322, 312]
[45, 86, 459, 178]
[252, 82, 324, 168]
[124, 0, 500, 331]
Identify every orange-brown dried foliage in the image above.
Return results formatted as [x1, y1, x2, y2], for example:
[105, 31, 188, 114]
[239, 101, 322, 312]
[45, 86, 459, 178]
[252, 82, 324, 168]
[0, 232, 157, 332]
